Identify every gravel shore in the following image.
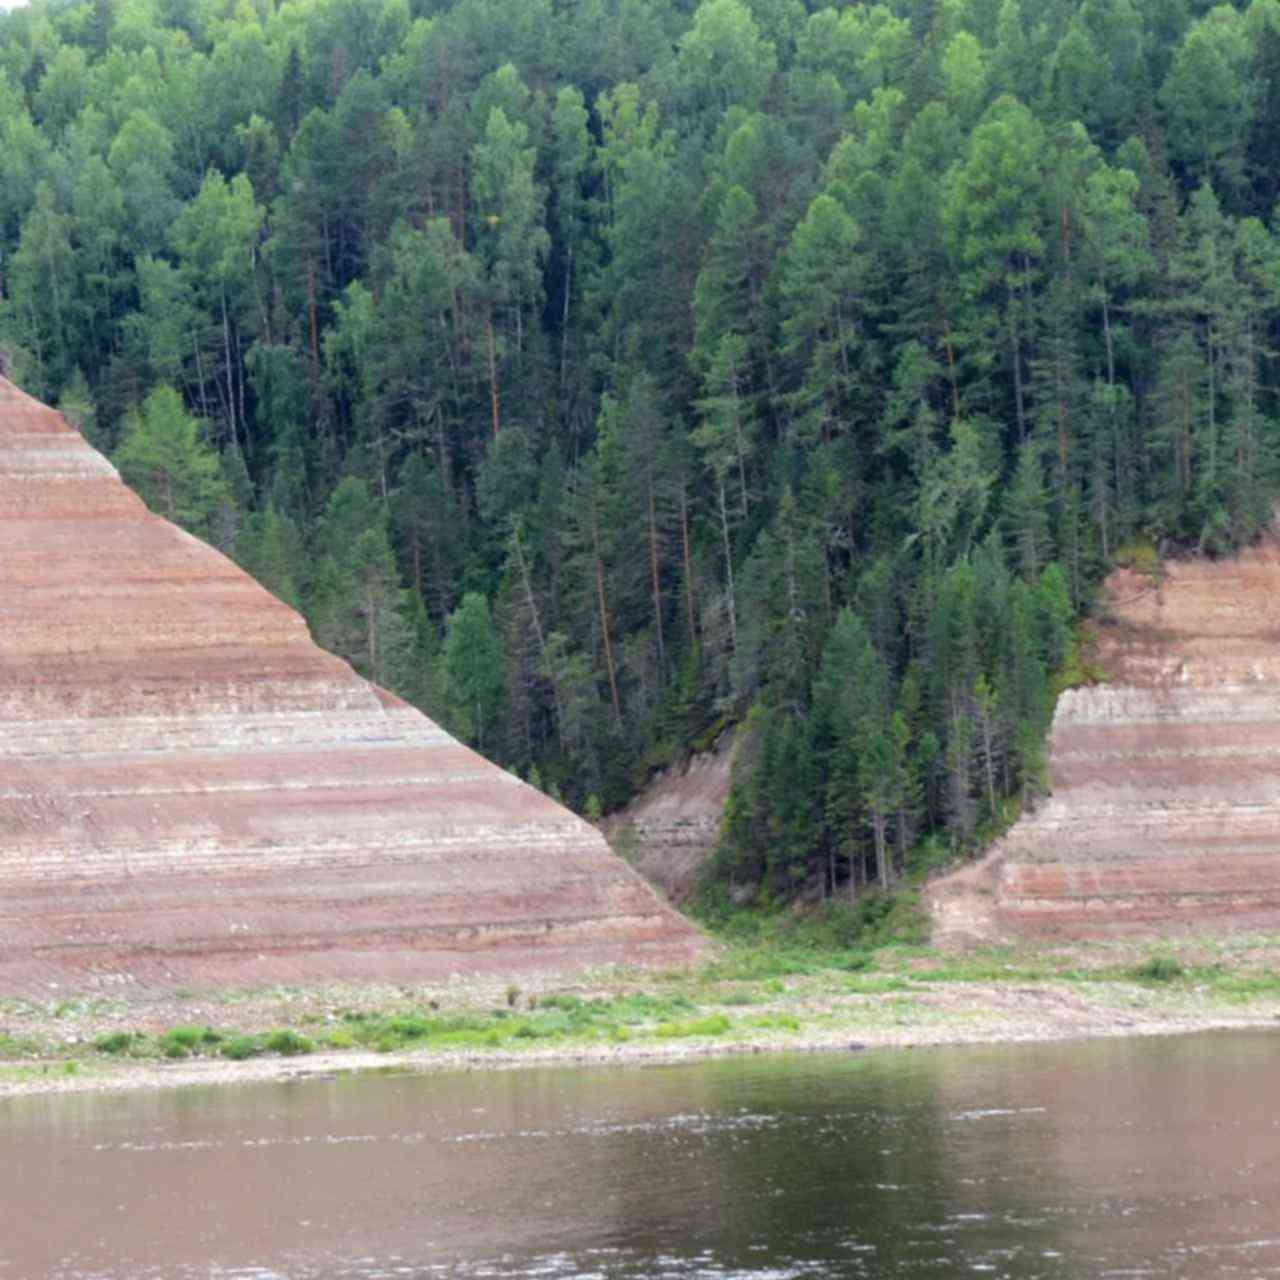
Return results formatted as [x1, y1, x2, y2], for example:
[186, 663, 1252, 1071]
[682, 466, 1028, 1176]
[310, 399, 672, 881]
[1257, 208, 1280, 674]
[5, 935, 1279, 1098]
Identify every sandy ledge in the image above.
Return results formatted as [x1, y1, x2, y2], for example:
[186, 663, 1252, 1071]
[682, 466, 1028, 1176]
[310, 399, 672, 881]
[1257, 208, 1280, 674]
[5, 936, 1280, 1098]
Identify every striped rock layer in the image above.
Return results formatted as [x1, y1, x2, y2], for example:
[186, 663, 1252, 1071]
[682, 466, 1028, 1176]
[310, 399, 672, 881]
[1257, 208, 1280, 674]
[603, 730, 739, 906]
[931, 537, 1280, 942]
[0, 377, 702, 994]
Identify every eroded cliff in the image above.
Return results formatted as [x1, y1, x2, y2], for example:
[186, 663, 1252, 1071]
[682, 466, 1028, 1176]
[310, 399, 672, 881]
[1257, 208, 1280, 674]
[0, 378, 703, 994]
[931, 534, 1280, 943]
[603, 731, 738, 904]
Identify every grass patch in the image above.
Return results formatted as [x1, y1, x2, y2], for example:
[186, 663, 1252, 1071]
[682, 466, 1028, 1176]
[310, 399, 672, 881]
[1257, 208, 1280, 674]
[1205, 971, 1280, 1002]
[653, 1014, 732, 1039]
[843, 975, 913, 995]
[320, 991, 712, 1054]
[911, 960, 1055, 984]
[0, 1032, 45, 1058]
[748, 1013, 801, 1032]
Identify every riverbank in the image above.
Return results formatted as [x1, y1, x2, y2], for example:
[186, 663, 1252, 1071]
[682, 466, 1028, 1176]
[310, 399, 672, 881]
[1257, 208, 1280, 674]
[4, 932, 1279, 1097]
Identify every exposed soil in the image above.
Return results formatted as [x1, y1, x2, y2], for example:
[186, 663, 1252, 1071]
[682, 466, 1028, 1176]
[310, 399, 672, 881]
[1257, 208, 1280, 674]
[603, 729, 739, 904]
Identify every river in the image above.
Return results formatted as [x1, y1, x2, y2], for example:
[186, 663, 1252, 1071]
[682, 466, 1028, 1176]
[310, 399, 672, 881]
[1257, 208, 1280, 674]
[4, 1032, 1279, 1278]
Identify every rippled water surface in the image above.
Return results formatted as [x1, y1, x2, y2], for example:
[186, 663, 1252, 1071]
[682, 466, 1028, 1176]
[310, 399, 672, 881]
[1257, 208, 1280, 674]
[4, 1032, 1280, 1278]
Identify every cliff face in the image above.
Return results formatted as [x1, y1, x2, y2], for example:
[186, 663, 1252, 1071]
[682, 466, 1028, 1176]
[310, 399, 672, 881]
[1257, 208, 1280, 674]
[603, 732, 738, 904]
[931, 535, 1280, 943]
[0, 377, 702, 994]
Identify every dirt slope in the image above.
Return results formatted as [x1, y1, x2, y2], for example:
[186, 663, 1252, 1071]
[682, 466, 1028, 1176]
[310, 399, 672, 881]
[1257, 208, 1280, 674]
[604, 731, 738, 904]
[0, 377, 703, 995]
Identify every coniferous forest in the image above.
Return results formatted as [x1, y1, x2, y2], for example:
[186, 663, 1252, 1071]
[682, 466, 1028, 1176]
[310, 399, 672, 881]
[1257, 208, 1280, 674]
[3, 0, 1280, 904]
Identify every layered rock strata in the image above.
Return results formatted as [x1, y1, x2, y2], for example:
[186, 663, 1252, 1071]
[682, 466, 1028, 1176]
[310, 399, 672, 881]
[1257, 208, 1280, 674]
[931, 537, 1280, 943]
[603, 731, 738, 904]
[0, 377, 702, 994]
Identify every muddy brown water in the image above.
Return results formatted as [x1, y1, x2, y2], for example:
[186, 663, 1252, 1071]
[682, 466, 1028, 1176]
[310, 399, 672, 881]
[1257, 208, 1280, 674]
[4, 1033, 1280, 1278]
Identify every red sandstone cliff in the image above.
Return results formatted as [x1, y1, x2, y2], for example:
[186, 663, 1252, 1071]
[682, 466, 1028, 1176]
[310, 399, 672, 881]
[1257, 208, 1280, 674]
[931, 533, 1280, 943]
[0, 377, 703, 994]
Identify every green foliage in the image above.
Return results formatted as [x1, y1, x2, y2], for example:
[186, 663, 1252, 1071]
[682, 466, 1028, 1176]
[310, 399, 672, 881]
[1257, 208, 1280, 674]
[653, 1013, 732, 1039]
[263, 1029, 313, 1056]
[158, 1025, 221, 1058]
[92, 1031, 135, 1055]
[1112, 542, 1162, 578]
[113, 386, 233, 543]
[1132, 955, 1185, 983]
[439, 592, 507, 752]
[220, 1036, 264, 1061]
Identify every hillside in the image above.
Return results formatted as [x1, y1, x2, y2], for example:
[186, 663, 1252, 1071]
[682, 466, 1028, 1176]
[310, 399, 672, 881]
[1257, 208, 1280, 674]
[3, 0, 1280, 902]
[0, 376, 703, 994]
[931, 532, 1280, 942]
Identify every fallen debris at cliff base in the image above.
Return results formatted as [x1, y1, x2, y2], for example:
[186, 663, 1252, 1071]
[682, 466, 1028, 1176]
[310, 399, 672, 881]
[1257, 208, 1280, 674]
[2, 932, 1279, 1098]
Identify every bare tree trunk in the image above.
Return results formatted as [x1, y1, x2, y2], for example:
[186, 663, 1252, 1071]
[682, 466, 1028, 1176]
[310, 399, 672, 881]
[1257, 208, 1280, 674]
[221, 289, 238, 448]
[717, 475, 738, 655]
[591, 504, 622, 727]
[307, 258, 320, 376]
[647, 475, 665, 670]
[486, 312, 500, 440]
[873, 811, 888, 890]
[680, 481, 698, 646]
[1008, 282, 1026, 442]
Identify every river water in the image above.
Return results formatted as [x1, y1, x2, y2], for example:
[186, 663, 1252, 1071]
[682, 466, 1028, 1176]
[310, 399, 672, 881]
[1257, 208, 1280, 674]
[3, 1032, 1280, 1278]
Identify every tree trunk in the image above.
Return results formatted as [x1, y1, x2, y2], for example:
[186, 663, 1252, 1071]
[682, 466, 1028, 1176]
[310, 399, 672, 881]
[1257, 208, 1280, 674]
[221, 289, 238, 448]
[1008, 281, 1026, 442]
[486, 311, 501, 440]
[591, 504, 622, 727]
[648, 474, 665, 670]
[873, 810, 888, 890]
[717, 476, 738, 655]
[680, 481, 698, 646]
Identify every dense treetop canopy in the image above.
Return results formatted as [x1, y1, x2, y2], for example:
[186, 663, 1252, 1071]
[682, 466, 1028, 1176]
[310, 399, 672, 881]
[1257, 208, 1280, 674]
[2, 0, 1278, 900]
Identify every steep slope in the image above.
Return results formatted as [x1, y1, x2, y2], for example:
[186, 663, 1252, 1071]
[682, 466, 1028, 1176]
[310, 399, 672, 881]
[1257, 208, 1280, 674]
[603, 731, 738, 904]
[930, 534, 1280, 943]
[0, 377, 703, 994]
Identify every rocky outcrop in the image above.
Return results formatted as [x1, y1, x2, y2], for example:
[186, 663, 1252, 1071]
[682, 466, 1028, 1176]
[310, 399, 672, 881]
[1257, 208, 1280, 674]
[931, 534, 1280, 943]
[604, 732, 738, 904]
[0, 377, 703, 994]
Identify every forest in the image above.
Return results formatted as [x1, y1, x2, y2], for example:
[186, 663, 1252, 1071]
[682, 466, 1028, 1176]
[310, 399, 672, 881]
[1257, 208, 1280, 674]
[1, 0, 1279, 905]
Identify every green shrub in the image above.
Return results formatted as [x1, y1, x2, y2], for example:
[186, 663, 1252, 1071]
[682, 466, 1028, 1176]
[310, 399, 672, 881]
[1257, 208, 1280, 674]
[160, 1025, 220, 1052]
[385, 1016, 433, 1041]
[1113, 541, 1162, 577]
[220, 1036, 264, 1061]
[1133, 955, 1184, 982]
[93, 1031, 136, 1055]
[264, 1029, 313, 1056]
